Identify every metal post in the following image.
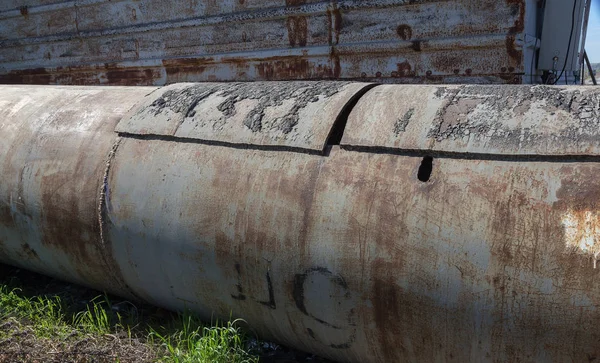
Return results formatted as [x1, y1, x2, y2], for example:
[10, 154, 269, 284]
[579, 0, 593, 74]
[584, 50, 598, 85]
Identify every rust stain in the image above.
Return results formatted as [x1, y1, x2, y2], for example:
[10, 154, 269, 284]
[396, 61, 416, 77]
[329, 3, 342, 45]
[286, 0, 308, 48]
[19, 6, 28, 17]
[326, 7, 333, 45]
[0, 64, 160, 86]
[505, 0, 525, 66]
[286, 16, 308, 47]
[411, 40, 423, 52]
[330, 47, 341, 78]
[367, 183, 413, 361]
[0, 50, 516, 87]
[39, 148, 96, 266]
[478, 163, 600, 358]
[256, 57, 335, 80]
[555, 167, 600, 212]
[162, 57, 210, 80]
[396, 24, 413, 41]
[104, 68, 156, 86]
[0, 68, 52, 85]
[371, 278, 405, 361]
[0, 49, 523, 85]
[328, 152, 445, 361]
[197, 145, 324, 320]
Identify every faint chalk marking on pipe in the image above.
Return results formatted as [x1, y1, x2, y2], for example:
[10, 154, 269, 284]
[562, 210, 600, 268]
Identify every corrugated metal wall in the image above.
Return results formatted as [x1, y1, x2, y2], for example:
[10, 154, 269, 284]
[0, 0, 533, 85]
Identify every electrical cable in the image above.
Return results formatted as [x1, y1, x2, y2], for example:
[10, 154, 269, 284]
[552, 0, 578, 85]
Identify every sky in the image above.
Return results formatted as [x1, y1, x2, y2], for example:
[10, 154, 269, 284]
[586, 0, 600, 62]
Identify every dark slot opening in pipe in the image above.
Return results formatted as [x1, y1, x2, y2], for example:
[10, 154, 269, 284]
[418, 156, 433, 182]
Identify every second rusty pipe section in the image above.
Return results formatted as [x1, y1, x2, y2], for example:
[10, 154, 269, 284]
[1, 83, 600, 362]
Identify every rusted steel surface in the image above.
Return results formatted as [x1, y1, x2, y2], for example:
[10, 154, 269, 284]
[116, 81, 373, 152]
[2, 83, 600, 362]
[342, 84, 600, 156]
[106, 141, 600, 362]
[106, 83, 600, 362]
[0, 0, 532, 85]
[0, 85, 156, 296]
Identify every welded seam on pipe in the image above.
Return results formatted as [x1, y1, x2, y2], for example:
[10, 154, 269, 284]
[97, 136, 140, 299]
[340, 145, 600, 163]
[116, 132, 325, 155]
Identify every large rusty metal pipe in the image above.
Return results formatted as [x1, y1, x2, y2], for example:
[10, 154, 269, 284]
[0, 85, 155, 296]
[1, 82, 600, 362]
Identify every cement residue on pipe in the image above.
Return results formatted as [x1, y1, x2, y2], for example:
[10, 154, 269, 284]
[393, 108, 414, 134]
[427, 85, 600, 148]
[144, 81, 349, 134]
[117, 81, 371, 152]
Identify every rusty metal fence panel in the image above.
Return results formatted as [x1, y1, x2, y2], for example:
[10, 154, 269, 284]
[0, 0, 532, 85]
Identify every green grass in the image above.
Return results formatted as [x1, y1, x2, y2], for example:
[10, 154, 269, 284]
[72, 296, 117, 336]
[149, 315, 257, 363]
[0, 269, 261, 363]
[0, 286, 69, 339]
